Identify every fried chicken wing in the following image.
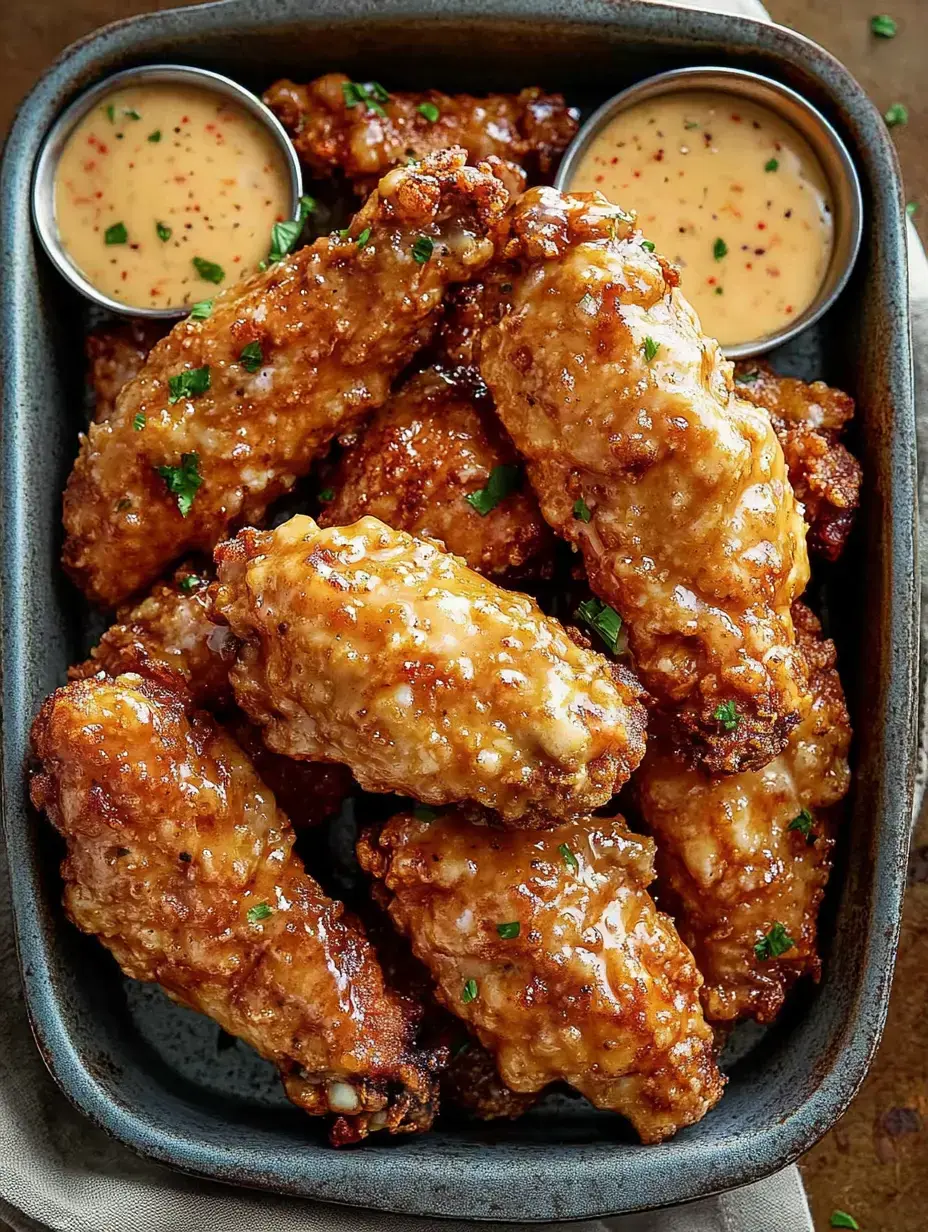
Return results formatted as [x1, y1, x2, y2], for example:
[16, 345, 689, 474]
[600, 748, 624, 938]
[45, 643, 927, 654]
[735, 361, 862, 561]
[357, 808, 724, 1142]
[86, 319, 169, 423]
[318, 366, 553, 580]
[480, 188, 810, 774]
[62, 148, 508, 608]
[212, 514, 646, 826]
[263, 74, 578, 193]
[30, 671, 442, 1145]
[636, 603, 851, 1024]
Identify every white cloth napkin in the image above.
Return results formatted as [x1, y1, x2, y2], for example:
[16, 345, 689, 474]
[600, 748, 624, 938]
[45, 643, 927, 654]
[1, 0, 922, 1229]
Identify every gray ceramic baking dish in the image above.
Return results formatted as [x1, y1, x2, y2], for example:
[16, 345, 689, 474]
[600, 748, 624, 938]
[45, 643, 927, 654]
[0, 0, 917, 1222]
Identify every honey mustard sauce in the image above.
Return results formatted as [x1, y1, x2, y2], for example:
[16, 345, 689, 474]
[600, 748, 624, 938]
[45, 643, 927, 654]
[54, 83, 292, 310]
[568, 91, 834, 346]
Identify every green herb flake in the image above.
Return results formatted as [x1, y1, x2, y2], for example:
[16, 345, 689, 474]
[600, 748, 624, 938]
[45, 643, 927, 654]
[192, 256, 225, 284]
[684, 119, 700, 130]
[189, 298, 213, 321]
[754, 922, 795, 961]
[156, 221, 172, 242]
[155, 451, 203, 518]
[643, 335, 660, 363]
[412, 234, 434, 264]
[715, 286, 724, 295]
[713, 236, 728, 260]
[418, 101, 440, 123]
[870, 14, 897, 37]
[884, 102, 908, 127]
[496, 921, 520, 940]
[147, 129, 162, 143]
[641, 239, 656, 252]
[788, 807, 815, 842]
[461, 978, 479, 1004]
[247, 902, 273, 924]
[178, 575, 201, 592]
[575, 597, 623, 654]
[713, 699, 740, 731]
[735, 369, 760, 385]
[356, 226, 372, 249]
[830, 1213, 859, 1231]
[765, 157, 779, 172]
[317, 487, 335, 503]
[341, 80, 389, 118]
[907, 201, 918, 217]
[105, 103, 115, 123]
[104, 222, 128, 245]
[413, 805, 438, 822]
[124, 108, 141, 121]
[559, 843, 579, 874]
[465, 464, 520, 516]
[573, 497, 592, 523]
[167, 366, 211, 405]
[239, 341, 264, 373]
[132, 412, 146, 432]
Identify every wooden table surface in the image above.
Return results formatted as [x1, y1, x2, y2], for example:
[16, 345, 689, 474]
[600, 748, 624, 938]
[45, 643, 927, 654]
[1, 2, 925, 1229]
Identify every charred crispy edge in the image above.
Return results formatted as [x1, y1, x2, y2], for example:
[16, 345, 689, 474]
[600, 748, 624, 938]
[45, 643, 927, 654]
[671, 700, 801, 777]
[377, 146, 509, 232]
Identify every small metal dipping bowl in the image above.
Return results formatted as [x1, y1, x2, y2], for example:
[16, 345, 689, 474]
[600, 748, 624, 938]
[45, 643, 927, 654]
[32, 64, 303, 320]
[554, 66, 864, 358]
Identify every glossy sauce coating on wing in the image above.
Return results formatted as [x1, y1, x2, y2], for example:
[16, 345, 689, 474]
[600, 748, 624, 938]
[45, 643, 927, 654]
[358, 809, 724, 1142]
[86, 319, 169, 422]
[319, 367, 553, 580]
[212, 514, 646, 825]
[30, 672, 441, 1145]
[735, 361, 862, 561]
[636, 603, 851, 1023]
[263, 73, 578, 193]
[480, 188, 810, 774]
[62, 148, 508, 607]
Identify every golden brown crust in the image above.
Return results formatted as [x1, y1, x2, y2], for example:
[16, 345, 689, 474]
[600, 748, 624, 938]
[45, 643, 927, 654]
[263, 73, 578, 193]
[480, 188, 810, 775]
[358, 808, 724, 1142]
[86, 320, 169, 423]
[62, 148, 509, 608]
[30, 671, 442, 1145]
[636, 602, 852, 1023]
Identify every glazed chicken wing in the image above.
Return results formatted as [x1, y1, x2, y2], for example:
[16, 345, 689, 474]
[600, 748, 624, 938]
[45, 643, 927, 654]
[86, 319, 169, 423]
[636, 603, 851, 1024]
[735, 361, 862, 561]
[358, 808, 724, 1142]
[212, 514, 646, 826]
[264, 73, 578, 194]
[30, 671, 442, 1145]
[480, 189, 810, 774]
[62, 148, 508, 607]
[319, 366, 553, 580]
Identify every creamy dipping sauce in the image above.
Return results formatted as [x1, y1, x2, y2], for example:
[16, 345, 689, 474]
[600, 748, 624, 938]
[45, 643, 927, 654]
[54, 83, 292, 310]
[568, 91, 834, 346]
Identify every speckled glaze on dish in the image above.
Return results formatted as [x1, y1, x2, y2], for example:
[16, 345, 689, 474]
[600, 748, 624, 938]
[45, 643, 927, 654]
[0, 0, 916, 1222]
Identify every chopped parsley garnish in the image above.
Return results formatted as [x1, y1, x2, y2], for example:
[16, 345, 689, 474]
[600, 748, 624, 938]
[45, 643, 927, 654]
[907, 201, 918, 217]
[418, 101, 440, 123]
[156, 451, 203, 518]
[167, 365, 211, 405]
[461, 978, 479, 1004]
[413, 805, 438, 822]
[105, 103, 115, 122]
[341, 80, 390, 118]
[156, 221, 172, 242]
[239, 341, 264, 373]
[830, 1213, 859, 1231]
[573, 497, 592, 523]
[192, 256, 225, 284]
[559, 843, 579, 874]
[247, 902, 273, 924]
[788, 807, 815, 842]
[715, 286, 724, 295]
[641, 239, 656, 252]
[684, 119, 700, 130]
[124, 108, 141, 120]
[713, 236, 728, 260]
[764, 157, 779, 172]
[870, 14, 897, 37]
[412, 234, 434, 264]
[147, 129, 161, 142]
[575, 597, 623, 654]
[317, 487, 335, 503]
[132, 412, 146, 432]
[754, 922, 795, 961]
[884, 102, 908, 127]
[267, 195, 316, 264]
[189, 298, 213, 321]
[178, 575, 201, 592]
[735, 369, 760, 384]
[356, 226, 372, 249]
[578, 292, 598, 316]
[713, 699, 740, 731]
[643, 335, 660, 363]
[465, 464, 520, 516]
[104, 222, 127, 245]
[496, 921, 520, 939]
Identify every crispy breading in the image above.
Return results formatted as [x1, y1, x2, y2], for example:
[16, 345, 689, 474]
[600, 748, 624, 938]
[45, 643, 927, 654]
[319, 367, 553, 580]
[30, 671, 443, 1146]
[358, 808, 724, 1143]
[86, 319, 169, 422]
[263, 73, 578, 193]
[480, 188, 810, 774]
[735, 361, 862, 561]
[62, 148, 509, 607]
[636, 603, 851, 1023]
[212, 514, 646, 827]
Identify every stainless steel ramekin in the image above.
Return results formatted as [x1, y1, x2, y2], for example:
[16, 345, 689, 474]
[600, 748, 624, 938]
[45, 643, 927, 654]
[32, 64, 303, 319]
[554, 66, 864, 359]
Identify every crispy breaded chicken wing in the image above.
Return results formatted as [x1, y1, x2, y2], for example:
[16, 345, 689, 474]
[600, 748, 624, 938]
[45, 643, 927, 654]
[62, 148, 508, 608]
[735, 361, 862, 561]
[636, 603, 851, 1024]
[30, 671, 442, 1145]
[358, 808, 724, 1142]
[212, 514, 646, 826]
[319, 367, 553, 580]
[86, 319, 169, 423]
[263, 73, 578, 193]
[480, 188, 810, 774]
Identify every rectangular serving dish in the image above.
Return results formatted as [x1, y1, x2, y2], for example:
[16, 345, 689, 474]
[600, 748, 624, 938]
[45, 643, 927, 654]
[0, 0, 917, 1221]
